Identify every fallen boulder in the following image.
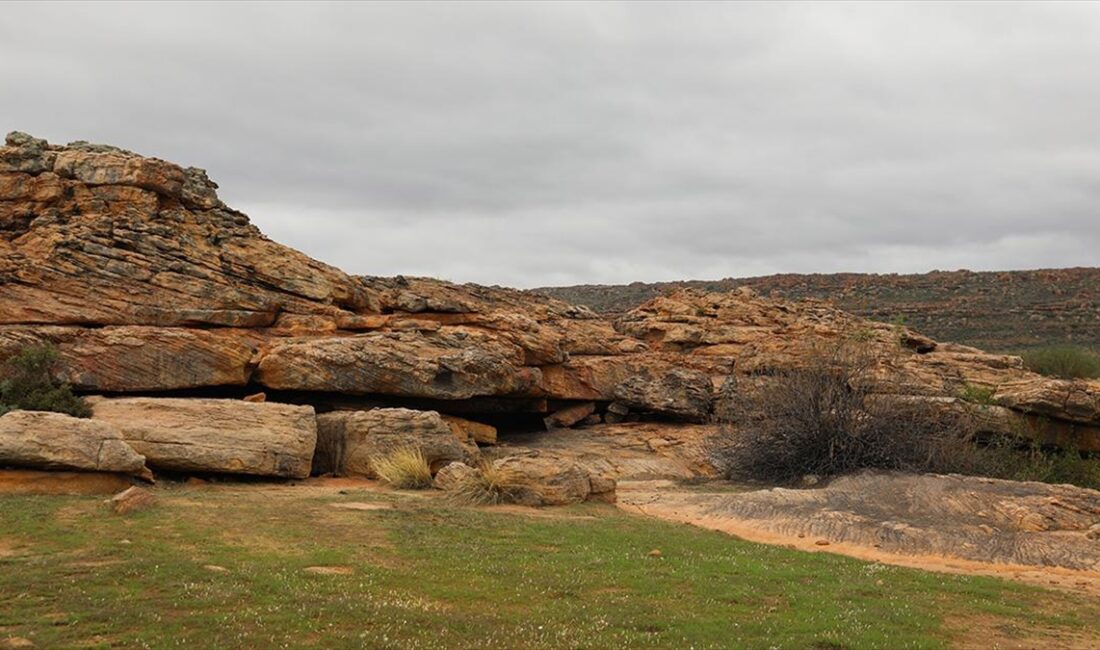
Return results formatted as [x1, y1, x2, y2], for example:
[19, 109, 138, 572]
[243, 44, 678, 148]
[441, 414, 497, 445]
[432, 461, 480, 491]
[491, 454, 593, 506]
[89, 397, 316, 478]
[543, 402, 596, 430]
[0, 410, 148, 476]
[314, 408, 470, 477]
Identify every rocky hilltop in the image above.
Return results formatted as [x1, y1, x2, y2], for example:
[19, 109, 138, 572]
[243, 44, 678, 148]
[2, 132, 1100, 500]
[536, 268, 1100, 351]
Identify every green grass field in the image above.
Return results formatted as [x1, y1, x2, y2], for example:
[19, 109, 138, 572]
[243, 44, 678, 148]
[1, 483, 1097, 649]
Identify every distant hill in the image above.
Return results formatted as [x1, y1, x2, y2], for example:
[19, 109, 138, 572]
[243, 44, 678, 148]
[534, 268, 1100, 352]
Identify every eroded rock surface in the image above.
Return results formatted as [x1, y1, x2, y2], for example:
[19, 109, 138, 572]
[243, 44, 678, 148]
[622, 472, 1100, 571]
[89, 397, 317, 478]
[3, 132, 1099, 455]
[314, 408, 471, 477]
[0, 410, 148, 476]
[491, 454, 594, 507]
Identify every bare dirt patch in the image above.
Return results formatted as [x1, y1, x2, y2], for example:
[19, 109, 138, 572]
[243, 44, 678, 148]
[302, 565, 354, 575]
[329, 502, 393, 512]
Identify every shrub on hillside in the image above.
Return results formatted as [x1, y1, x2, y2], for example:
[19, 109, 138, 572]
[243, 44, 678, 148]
[711, 345, 972, 484]
[711, 343, 1100, 490]
[0, 344, 91, 418]
[1020, 345, 1100, 379]
[942, 435, 1100, 491]
[371, 447, 433, 489]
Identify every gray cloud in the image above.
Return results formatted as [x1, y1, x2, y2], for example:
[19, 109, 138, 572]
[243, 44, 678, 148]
[2, 1, 1098, 287]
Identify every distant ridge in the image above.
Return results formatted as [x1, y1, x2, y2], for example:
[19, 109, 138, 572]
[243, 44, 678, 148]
[534, 268, 1100, 352]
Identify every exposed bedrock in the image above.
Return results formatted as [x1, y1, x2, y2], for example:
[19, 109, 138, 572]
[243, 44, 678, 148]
[635, 472, 1100, 571]
[2, 131, 1099, 452]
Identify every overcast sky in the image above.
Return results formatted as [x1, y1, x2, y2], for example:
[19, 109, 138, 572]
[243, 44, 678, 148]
[2, 2, 1098, 288]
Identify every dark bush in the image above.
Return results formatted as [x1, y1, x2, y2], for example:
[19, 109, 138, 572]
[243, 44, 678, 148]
[711, 345, 972, 484]
[711, 343, 1100, 489]
[0, 344, 91, 418]
[1020, 345, 1100, 379]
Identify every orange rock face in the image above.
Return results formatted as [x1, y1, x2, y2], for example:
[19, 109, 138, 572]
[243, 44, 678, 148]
[2, 131, 1099, 451]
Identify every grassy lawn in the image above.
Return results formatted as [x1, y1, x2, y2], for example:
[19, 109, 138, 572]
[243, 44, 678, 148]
[1, 483, 1098, 649]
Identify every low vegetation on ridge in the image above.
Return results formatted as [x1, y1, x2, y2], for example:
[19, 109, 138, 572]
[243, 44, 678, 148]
[0, 344, 90, 418]
[711, 344, 1100, 490]
[1021, 344, 1100, 379]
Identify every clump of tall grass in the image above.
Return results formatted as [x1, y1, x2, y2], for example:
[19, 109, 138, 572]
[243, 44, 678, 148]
[371, 447, 433, 489]
[445, 461, 521, 505]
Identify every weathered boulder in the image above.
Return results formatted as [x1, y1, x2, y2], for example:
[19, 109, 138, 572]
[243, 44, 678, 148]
[89, 397, 316, 478]
[432, 461, 479, 491]
[0, 410, 148, 476]
[613, 368, 714, 422]
[314, 408, 470, 477]
[491, 454, 593, 506]
[543, 402, 596, 430]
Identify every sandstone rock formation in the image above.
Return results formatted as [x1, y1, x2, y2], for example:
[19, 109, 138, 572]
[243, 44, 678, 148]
[88, 397, 316, 479]
[314, 408, 471, 477]
[538, 268, 1100, 352]
[0, 410, 148, 476]
[3, 131, 1099, 464]
[490, 454, 596, 506]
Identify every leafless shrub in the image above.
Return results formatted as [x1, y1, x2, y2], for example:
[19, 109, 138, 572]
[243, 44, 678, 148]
[711, 344, 975, 484]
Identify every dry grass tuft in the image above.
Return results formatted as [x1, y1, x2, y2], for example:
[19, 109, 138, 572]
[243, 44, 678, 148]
[371, 447, 433, 489]
[446, 462, 522, 505]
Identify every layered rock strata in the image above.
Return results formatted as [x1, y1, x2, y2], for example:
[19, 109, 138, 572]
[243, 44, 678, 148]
[2, 130, 1099, 474]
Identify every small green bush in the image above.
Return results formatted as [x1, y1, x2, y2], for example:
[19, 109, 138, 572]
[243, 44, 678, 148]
[958, 383, 996, 405]
[1020, 345, 1100, 379]
[0, 344, 91, 418]
[371, 447, 433, 489]
[938, 435, 1100, 491]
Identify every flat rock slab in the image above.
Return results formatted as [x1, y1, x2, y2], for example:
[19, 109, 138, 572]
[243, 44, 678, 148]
[621, 472, 1100, 571]
[89, 397, 317, 479]
[0, 410, 148, 476]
